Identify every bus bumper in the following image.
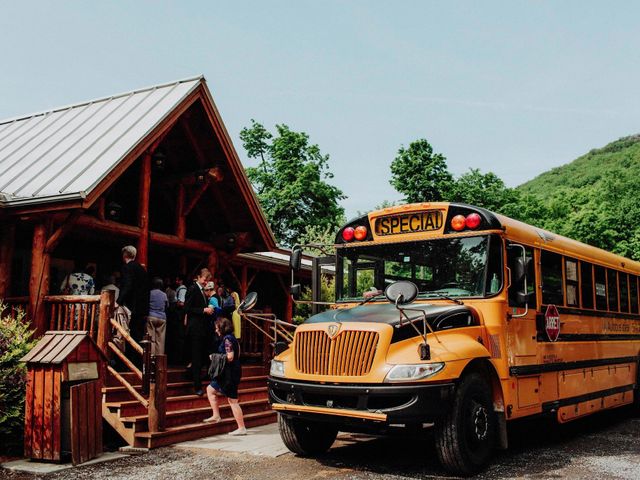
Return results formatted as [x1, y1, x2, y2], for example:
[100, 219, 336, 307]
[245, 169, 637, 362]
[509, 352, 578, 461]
[268, 377, 455, 426]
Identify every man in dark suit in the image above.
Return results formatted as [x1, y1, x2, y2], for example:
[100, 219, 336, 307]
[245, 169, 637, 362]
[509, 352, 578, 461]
[184, 268, 214, 395]
[116, 245, 149, 344]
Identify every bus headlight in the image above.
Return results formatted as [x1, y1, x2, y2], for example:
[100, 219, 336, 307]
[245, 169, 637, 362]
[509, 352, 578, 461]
[384, 363, 445, 382]
[270, 360, 285, 378]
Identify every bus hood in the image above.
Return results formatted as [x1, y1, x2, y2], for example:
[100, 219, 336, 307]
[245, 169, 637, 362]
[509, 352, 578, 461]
[305, 303, 475, 336]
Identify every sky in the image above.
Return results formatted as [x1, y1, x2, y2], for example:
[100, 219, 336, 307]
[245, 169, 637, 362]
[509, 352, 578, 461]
[2, 1, 640, 218]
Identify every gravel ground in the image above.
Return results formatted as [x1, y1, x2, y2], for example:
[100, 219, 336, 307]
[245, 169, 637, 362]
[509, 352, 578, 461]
[2, 406, 639, 480]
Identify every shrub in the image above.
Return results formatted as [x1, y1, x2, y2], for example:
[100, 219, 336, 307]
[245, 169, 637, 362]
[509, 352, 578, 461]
[0, 303, 36, 454]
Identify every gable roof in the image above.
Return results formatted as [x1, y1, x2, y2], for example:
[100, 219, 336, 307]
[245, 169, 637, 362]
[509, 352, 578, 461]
[0, 77, 202, 206]
[0, 76, 276, 250]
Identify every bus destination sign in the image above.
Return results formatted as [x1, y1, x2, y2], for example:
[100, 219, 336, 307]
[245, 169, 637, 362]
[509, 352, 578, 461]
[375, 210, 443, 236]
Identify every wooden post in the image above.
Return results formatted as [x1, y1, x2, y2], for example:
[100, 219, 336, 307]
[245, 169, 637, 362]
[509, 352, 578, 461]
[96, 289, 115, 353]
[29, 223, 51, 336]
[240, 265, 248, 299]
[141, 334, 152, 395]
[148, 354, 167, 433]
[137, 152, 152, 267]
[0, 222, 16, 299]
[176, 184, 186, 240]
[207, 251, 218, 279]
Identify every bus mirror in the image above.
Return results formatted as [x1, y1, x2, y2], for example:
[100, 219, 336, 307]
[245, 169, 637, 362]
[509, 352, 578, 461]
[290, 284, 301, 299]
[238, 291, 258, 313]
[385, 281, 419, 306]
[290, 246, 303, 272]
[513, 257, 527, 285]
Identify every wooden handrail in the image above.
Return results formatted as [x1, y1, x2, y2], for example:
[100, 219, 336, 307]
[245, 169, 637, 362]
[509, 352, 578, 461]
[107, 366, 148, 408]
[107, 342, 142, 379]
[43, 294, 101, 303]
[110, 318, 143, 355]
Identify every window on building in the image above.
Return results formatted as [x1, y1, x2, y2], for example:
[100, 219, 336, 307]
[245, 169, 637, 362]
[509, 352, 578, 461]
[541, 250, 564, 305]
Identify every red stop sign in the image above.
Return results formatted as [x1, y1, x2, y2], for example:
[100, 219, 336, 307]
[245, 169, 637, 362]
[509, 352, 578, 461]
[545, 304, 560, 342]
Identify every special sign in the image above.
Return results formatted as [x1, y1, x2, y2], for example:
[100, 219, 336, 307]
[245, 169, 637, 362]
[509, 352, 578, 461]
[375, 210, 443, 236]
[544, 304, 561, 342]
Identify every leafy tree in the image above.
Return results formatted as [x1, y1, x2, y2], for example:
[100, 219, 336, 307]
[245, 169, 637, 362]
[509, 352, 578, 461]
[390, 139, 454, 202]
[0, 305, 36, 454]
[240, 121, 346, 246]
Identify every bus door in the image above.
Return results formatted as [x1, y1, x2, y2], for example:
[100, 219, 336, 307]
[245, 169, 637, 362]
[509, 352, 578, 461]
[506, 243, 538, 359]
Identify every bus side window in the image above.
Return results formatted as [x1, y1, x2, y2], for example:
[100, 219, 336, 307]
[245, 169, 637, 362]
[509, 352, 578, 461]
[580, 262, 594, 309]
[630, 275, 639, 314]
[594, 266, 607, 310]
[565, 258, 579, 307]
[507, 244, 535, 307]
[541, 251, 564, 305]
[607, 269, 619, 312]
[619, 273, 629, 313]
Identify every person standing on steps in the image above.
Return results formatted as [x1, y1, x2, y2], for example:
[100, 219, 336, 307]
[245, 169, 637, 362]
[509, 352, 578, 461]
[184, 268, 214, 395]
[204, 317, 246, 435]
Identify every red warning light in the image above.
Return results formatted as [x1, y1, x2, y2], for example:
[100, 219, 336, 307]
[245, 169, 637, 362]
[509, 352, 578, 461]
[465, 213, 482, 229]
[342, 227, 355, 241]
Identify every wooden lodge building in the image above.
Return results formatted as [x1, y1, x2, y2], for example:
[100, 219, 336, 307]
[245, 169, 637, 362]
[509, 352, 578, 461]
[0, 76, 308, 449]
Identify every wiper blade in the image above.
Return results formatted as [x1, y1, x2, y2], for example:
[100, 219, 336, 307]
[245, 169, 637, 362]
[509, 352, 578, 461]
[357, 292, 384, 306]
[423, 291, 464, 305]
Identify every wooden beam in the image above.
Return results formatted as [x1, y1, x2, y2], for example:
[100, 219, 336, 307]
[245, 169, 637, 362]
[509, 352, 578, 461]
[29, 222, 51, 336]
[45, 210, 82, 253]
[137, 152, 152, 267]
[97, 198, 105, 221]
[240, 265, 248, 298]
[183, 180, 210, 217]
[276, 274, 293, 323]
[0, 222, 16, 298]
[207, 251, 218, 279]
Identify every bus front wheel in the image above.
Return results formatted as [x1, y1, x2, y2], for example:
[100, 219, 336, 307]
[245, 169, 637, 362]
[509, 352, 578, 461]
[434, 373, 496, 476]
[278, 413, 338, 456]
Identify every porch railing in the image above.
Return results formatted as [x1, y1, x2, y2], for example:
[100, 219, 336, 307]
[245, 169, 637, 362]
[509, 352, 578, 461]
[240, 311, 297, 363]
[2, 296, 29, 320]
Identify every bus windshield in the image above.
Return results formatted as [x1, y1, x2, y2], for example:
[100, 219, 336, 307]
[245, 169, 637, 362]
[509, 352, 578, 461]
[335, 234, 502, 302]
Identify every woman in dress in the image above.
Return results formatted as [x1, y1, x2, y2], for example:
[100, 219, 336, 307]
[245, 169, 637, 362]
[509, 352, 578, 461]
[203, 317, 246, 435]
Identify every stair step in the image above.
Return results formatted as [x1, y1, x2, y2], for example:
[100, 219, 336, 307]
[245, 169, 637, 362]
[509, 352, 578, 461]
[134, 410, 278, 448]
[106, 365, 268, 387]
[103, 375, 267, 402]
[120, 399, 271, 430]
[106, 387, 269, 418]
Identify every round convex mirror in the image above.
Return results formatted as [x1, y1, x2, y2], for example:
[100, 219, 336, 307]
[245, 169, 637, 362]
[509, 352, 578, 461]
[238, 291, 258, 312]
[384, 281, 418, 306]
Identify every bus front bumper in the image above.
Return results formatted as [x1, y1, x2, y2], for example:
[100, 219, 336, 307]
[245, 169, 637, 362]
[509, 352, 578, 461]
[268, 377, 455, 425]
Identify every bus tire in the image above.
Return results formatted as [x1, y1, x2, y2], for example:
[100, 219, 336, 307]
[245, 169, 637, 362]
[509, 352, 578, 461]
[434, 373, 496, 476]
[278, 413, 338, 456]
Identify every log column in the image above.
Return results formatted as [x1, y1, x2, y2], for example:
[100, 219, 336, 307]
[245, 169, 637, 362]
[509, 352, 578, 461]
[0, 222, 16, 299]
[28, 223, 51, 336]
[137, 152, 152, 267]
[207, 251, 218, 279]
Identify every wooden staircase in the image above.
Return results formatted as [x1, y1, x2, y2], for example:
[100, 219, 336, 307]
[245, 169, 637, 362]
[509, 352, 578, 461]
[102, 364, 276, 448]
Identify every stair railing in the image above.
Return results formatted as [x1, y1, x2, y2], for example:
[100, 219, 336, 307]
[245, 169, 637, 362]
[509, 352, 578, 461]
[240, 312, 297, 361]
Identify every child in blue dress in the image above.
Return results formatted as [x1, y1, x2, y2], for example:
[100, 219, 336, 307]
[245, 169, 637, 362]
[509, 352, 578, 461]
[204, 317, 246, 435]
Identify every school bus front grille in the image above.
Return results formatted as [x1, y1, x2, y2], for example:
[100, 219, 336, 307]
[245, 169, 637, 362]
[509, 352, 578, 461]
[295, 330, 379, 376]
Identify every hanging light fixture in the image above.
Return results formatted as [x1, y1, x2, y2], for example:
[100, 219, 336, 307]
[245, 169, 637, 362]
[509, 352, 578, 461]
[106, 201, 122, 221]
[152, 148, 167, 171]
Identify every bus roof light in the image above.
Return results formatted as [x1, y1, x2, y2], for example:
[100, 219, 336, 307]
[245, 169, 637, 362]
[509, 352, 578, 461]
[451, 215, 466, 231]
[354, 225, 368, 241]
[342, 227, 355, 242]
[465, 213, 482, 229]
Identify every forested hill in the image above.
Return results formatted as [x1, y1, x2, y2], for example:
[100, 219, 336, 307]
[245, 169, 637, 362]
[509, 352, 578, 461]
[516, 134, 640, 260]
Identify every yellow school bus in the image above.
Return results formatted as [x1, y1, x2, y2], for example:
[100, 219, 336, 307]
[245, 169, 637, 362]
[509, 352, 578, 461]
[268, 202, 640, 475]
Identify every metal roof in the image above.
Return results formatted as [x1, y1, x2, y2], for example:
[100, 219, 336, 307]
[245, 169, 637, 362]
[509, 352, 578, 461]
[20, 331, 100, 364]
[0, 76, 203, 207]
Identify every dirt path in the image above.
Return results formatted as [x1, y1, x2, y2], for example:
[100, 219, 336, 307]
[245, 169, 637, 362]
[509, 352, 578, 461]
[2, 406, 639, 480]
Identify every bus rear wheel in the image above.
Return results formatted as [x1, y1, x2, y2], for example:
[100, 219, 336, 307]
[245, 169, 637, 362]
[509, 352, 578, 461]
[434, 373, 496, 476]
[278, 413, 338, 456]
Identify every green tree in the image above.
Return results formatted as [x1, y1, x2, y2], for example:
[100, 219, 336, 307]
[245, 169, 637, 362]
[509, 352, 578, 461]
[389, 139, 454, 202]
[240, 121, 346, 246]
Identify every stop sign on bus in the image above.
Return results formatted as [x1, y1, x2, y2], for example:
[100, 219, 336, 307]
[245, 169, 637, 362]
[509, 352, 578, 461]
[545, 304, 560, 342]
